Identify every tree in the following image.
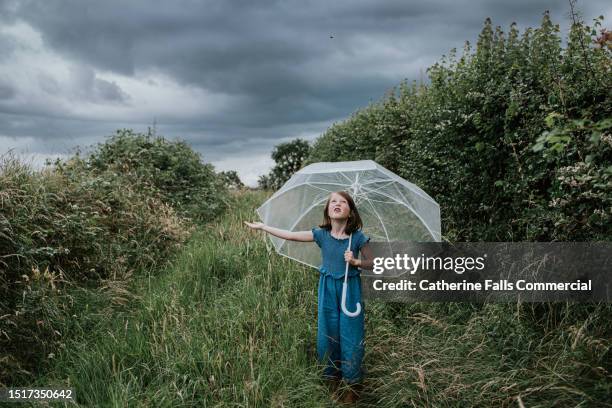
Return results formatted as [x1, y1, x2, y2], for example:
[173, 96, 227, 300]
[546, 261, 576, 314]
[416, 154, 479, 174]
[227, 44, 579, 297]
[218, 170, 244, 190]
[258, 138, 311, 190]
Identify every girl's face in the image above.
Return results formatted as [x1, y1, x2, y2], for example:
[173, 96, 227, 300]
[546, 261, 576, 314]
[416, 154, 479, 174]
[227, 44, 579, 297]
[327, 193, 350, 220]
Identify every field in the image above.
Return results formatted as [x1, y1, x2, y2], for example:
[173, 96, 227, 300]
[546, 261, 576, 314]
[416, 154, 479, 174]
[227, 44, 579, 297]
[26, 190, 610, 407]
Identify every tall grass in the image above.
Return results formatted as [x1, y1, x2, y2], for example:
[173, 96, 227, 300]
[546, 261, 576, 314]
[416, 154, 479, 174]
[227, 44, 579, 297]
[32, 190, 610, 407]
[0, 150, 195, 385]
[1, 126, 234, 387]
[35, 190, 334, 406]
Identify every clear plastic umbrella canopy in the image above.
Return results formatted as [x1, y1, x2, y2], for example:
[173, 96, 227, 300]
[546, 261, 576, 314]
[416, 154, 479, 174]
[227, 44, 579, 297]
[256, 160, 441, 271]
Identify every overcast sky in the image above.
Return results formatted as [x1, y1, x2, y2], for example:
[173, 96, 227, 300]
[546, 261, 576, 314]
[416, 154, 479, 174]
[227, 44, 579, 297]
[1, 0, 609, 186]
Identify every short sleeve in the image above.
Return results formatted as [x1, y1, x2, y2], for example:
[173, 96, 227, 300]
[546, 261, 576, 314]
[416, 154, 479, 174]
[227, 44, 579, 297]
[357, 231, 370, 252]
[311, 227, 322, 248]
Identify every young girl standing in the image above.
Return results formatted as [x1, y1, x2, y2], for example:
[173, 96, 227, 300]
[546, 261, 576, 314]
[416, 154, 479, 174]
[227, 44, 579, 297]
[245, 191, 372, 404]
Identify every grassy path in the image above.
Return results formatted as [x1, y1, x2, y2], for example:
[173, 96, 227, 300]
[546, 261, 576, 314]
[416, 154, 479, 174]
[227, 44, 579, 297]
[34, 190, 337, 407]
[33, 190, 610, 407]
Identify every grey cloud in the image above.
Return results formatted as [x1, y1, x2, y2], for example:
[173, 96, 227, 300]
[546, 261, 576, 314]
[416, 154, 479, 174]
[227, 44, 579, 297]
[1, 0, 610, 183]
[0, 33, 17, 61]
[0, 81, 15, 99]
[0, 0, 19, 23]
[69, 65, 130, 104]
[37, 72, 61, 95]
[94, 78, 128, 103]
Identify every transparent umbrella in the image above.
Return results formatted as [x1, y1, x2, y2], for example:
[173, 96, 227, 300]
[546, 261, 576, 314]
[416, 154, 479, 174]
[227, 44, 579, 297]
[256, 160, 441, 315]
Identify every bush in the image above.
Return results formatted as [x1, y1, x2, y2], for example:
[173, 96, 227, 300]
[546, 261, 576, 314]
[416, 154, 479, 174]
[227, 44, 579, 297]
[218, 170, 245, 190]
[305, 13, 611, 403]
[308, 12, 611, 242]
[85, 128, 230, 223]
[1, 128, 232, 384]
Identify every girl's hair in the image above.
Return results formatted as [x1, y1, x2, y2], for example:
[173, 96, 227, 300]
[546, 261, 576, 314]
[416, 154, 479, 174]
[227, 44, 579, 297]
[319, 191, 363, 234]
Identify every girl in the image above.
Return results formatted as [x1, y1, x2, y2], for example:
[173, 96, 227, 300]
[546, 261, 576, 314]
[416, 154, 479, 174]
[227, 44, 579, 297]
[245, 191, 373, 404]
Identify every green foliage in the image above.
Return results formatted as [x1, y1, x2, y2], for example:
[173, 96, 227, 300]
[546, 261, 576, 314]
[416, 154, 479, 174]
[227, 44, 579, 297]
[32, 191, 612, 406]
[86, 128, 230, 223]
[0, 150, 194, 385]
[256, 173, 272, 190]
[0, 128, 232, 385]
[308, 12, 611, 241]
[218, 170, 245, 190]
[532, 116, 612, 238]
[258, 138, 311, 189]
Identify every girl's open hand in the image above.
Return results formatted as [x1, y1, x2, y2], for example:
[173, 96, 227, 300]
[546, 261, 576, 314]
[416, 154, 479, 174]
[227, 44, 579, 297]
[244, 221, 265, 230]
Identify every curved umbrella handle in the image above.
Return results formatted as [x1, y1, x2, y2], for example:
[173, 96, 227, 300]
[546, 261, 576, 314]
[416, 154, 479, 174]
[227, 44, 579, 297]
[341, 282, 362, 317]
[341, 233, 362, 317]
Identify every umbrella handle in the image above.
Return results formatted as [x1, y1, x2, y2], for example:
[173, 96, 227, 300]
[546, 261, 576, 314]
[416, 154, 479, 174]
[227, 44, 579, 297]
[341, 282, 362, 317]
[341, 233, 362, 317]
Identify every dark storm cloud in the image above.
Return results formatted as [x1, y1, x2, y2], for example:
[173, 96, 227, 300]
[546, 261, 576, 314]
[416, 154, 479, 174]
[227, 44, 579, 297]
[68, 65, 130, 104]
[0, 0, 19, 22]
[1, 0, 610, 184]
[0, 111, 129, 140]
[0, 34, 17, 61]
[0, 81, 15, 100]
[11, 1, 605, 101]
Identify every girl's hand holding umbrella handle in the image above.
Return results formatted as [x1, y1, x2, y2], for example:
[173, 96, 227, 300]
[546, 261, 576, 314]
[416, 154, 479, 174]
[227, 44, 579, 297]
[344, 247, 374, 270]
[344, 250, 361, 267]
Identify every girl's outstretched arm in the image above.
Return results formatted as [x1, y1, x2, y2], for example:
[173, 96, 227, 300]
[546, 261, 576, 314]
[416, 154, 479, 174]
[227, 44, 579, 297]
[244, 221, 314, 242]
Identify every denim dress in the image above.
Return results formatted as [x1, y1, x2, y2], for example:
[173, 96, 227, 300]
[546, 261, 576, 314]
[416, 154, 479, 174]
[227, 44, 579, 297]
[311, 227, 370, 383]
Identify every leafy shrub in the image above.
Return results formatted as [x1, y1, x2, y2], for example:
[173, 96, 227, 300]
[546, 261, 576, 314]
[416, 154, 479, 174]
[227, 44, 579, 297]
[1, 128, 231, 384]
[304, 13, 611, 404]
[85, 128, 230, 223]
[218, 170, 245, 190]
[308, 12, 611, 242]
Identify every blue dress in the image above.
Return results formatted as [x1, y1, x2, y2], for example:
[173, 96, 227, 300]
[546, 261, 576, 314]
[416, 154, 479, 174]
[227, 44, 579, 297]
[311, 227, 370, 384]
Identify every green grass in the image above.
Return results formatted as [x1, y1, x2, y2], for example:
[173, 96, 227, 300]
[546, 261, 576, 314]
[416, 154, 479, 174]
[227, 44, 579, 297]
[30, 190, 611, 407]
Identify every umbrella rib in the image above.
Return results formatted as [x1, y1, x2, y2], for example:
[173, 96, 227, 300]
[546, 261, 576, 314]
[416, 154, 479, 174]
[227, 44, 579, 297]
[361, 197, 401, 204]
[278, 194, 331, 252]
[309, 181, 348, 187]
[361, 184, 438, 241]
[339, 171, 354, 184]
[358, 178, 394, 187]
[364, 198, 391, 243]
[391, 182, 415, 212]
[360, 180, 396, 195]
[360, 167, 438, 203]
[264, 180, 347, 204]
[289, 194, 330, 231]
[305, 182, 343, 194]
[390, 182, 440, 241]
[360, 184, 407, 202]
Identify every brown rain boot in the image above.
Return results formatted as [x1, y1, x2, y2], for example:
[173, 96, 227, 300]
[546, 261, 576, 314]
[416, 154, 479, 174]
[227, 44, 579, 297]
[325, 377, 341, 394]
[339, 382, 363, 404]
